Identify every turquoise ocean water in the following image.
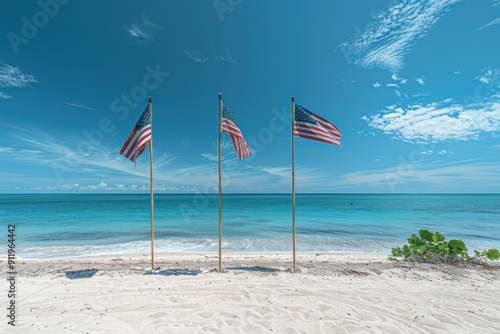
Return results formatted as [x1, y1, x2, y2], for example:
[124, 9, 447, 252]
[1, 194, 499, 259]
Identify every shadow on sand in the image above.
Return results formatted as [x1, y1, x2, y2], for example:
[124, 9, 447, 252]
[226, 266, 281, 273]
[151, 269, 203, 276]
[65, 268, 99, 279]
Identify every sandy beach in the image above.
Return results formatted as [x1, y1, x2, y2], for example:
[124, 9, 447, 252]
[2, 253, 499, 333]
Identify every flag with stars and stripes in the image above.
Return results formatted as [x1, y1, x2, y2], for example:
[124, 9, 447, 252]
[221, 102, 251, 159]
[120, 106, 152, 164]
[294, 104, 341, 146]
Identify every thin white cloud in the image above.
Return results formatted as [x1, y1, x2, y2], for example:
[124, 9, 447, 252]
[1, 125, 342, 193]
[387, 83, 399, 88]
[475, 68, 500, 87]
[0, 128, 291, 192]
[215, 48, 237, 64]
[419, 148, 453, 156]
[341, 0, 462, 72]
[184, 50, 209, 63]
[64, 102, 96, 111]
[0, 64, 38, 88]
[416, 77, 426, 86]
[454, 71, 461, 75]
[438, 150, 452, 154]
[201, 153, 218, 162]
[363, 96, 500, 141]
[391, 74, 407, 84]
[0, 146, 14, 153]
[0, 91, 13, 99]
[333, 160, 500, 192]
[373, 82, 381, 88]
[411, 93, 432, 98]
[479, 16, 500, 30]
[44, 183, 80, 191]
[184, 48, 237, 64]
[124, 14, 162, 44]
[493, 0, 500, 6]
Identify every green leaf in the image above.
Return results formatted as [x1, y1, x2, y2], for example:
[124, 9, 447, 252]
[432, 232, 445, 243]
[449, 239, 467, 251]
[402, 245, 411, 258]
[408, 234, 419, 244]
[391, 247, 403, 257]
[419, 229, 433, 242]
[417, 245, 426, 255]
[438, 242, 448, 252]
[486, 249, 500, 261]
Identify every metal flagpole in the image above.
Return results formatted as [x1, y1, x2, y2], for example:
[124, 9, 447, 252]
[218, 93, 223, 272]
[148, 96, 155, 271]
[291, 96, 296, 273]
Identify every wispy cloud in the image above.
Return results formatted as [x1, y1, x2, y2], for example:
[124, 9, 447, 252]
[341, 0, 462, 72]
[0, 128, 292, 192]
[32, 182, 187, 192]
[492, 0, 500, 7]
[475, 68, 500, 87]
[416, 77, 426, 86]
[333, 160, 500, 192]
[373, 82, 381, 88]
[387, 83, 399, 88]
[64, 102, 96, 111]
[124, 14, 162, 44]
[185, 48, 237, 64]
[420, 149, 453, 155]
[363, 96, 500, 142]
[479, 16, 500, 30]
[184, 50, 209, 63]
[454, 70, 461, 75]
[438, 150, 452, 154]
[0, 64, 38, 96]
[0, 146, 14, 153]
[411, 93, 432, 98]
[0, 126, 341, 193]
[201, 153, 218, 162]
[214, 48, 237, 63]
[0, 91, 13, 99]
[2, 127, 499, 193]
[391, 74, 407, 85]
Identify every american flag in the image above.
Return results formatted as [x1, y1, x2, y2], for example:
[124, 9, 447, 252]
[221, 102, 251, 159]
[120, 106, 152, 163]
[294, 104, 341, 146]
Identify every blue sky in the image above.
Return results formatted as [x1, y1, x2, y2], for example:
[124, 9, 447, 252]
[1, 0, 499, 193]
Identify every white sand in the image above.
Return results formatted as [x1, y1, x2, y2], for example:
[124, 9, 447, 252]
[2, 253, 500, 333]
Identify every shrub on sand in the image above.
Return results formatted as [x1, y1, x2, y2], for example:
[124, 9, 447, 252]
[389, 229, 500, 263]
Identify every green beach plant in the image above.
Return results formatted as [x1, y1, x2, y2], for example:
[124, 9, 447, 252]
[389, 229, 500, 263]
[474, 249, 500, 261]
